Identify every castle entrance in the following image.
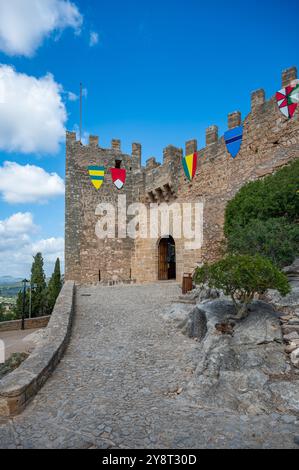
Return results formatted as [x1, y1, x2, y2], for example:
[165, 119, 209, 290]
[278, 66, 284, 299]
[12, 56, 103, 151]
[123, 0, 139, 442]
[158, 236, 176, 280]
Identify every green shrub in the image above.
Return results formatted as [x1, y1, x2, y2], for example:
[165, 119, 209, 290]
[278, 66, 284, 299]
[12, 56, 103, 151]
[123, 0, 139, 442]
[224, 159, 299, 268]
[0, 311, 17, 322]
[0, 304, 17, 322]
[226, 217, 299, 268]
[224, 159, 299, 236]
[194, 254, 290, 319]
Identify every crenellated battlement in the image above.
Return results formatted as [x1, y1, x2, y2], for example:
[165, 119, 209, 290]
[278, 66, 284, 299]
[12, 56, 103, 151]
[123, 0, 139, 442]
[65, 66, 299, 285]
[66, 131, 142, 166]
[66, 65, 299, 183]
[67, 65, 298, 176]
[282, 66, 297, 87]
[66, 66, 299, 202]
[143, 144, 182, 202]
[251, 89, 265, 111]
[145, 156, 160, 169]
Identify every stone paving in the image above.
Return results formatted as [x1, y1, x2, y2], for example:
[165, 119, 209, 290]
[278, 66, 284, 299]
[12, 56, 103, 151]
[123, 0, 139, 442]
[0, 283, 298, 449]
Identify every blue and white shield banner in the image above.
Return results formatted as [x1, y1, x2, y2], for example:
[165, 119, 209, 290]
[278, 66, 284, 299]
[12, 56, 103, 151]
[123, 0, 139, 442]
[224, 125, 243, 159]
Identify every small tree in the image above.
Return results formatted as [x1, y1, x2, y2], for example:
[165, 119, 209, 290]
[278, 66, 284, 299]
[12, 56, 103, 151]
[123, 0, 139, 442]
[47, 258, 62, 314]
[194, 254, 290, 319]
[30, 253, 47, 317]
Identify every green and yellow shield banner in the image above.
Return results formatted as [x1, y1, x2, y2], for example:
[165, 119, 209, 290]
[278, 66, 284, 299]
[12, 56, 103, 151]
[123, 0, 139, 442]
[182, 152, 197, 181]
[88, 166, 105, 190]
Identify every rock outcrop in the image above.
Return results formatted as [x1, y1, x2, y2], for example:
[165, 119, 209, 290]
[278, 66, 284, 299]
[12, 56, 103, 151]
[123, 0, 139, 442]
[283, 258, 299, 288]
[261, 260, 299, 369]
[162, 295, 299, 416]
[178, 284, 220, 303]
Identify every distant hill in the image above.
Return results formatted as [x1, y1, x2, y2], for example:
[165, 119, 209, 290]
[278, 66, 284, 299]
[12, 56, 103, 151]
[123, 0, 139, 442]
[0, 276, 23, 285]
[0, 274, 64, 299]
[0, 277, 23, 298]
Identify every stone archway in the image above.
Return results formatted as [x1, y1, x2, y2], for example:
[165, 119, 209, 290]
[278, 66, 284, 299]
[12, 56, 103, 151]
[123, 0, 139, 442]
[158, 236, 176, 280]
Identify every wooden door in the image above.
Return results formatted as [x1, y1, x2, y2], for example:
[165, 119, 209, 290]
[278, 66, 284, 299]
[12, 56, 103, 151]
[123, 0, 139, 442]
[158, 239, 168, 280]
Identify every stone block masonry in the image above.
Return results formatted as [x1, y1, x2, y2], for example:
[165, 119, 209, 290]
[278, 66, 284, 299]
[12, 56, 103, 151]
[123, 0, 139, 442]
[0, 316, 50, 332]
[65, 66, 299, 285]
[0, 281, 75, 416]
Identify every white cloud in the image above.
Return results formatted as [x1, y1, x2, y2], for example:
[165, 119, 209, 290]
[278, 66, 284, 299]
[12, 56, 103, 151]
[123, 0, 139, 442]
[31, 237, 64, 263]
[0, 65, 67, 154]
[72, 125, 89, 145]
[89, 31, 99, 47]
[0, 212, 36, 251]
[0, 161, 65, 203]
[0, 0, 83, 57]
[67, 91, 78, 101]
[67, 86, 87, 102]
[0, 212, 34, 254]
[0, 212, 64, 276]
[0, 212, 36, 236]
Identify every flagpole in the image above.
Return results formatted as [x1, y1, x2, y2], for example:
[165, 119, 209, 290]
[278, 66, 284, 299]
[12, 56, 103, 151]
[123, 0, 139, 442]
[80, 82, 83, 142]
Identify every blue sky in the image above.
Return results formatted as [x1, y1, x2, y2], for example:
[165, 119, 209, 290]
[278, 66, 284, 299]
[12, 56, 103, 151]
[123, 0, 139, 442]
[0, 0, 298, 277]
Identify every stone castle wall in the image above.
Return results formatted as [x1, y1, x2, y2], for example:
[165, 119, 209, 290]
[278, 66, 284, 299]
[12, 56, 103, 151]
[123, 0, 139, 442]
[65, 134, 143, 283]
[0, 316, 50, 333]
[65, 66, 299, 285]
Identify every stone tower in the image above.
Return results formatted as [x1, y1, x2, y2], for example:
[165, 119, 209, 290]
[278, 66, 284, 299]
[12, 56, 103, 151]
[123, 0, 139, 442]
[65, 66, 299, 284]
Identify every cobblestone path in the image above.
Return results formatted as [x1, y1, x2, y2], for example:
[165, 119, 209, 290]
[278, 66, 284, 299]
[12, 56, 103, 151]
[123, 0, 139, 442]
[0, 283, 298, 448]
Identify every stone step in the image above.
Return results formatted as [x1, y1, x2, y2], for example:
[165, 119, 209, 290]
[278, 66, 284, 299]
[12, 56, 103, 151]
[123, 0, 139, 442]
[285, 340, 299, 353]
[99, 279, 137, 287]
[283, 331, 299, 341]
[282, 324, 299, 335]
[290, 348, 299, 367]
[285, 344, 298, 354]
[280, 315, 294, 321]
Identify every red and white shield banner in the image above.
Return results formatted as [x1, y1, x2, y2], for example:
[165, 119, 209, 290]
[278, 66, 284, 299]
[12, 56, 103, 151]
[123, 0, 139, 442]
[110, 168, 126, 189]
[276, 80, 299, 119]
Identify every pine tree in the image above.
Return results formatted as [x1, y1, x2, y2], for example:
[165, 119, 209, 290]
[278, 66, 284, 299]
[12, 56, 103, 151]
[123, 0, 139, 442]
[13, 289, 29, 319]
[47, 258, 62, 314]
[30, 253, 47, 317]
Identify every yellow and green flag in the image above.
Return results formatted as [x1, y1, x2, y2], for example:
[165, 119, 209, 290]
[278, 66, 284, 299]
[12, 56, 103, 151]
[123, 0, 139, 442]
[182, 152, 197, 181]
[88, 166, 105, 190]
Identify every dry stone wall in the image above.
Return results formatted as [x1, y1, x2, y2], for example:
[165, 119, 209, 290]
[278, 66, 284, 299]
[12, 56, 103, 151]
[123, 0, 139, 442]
[0, 281, 75, 417]
[0, 316, 50, 332]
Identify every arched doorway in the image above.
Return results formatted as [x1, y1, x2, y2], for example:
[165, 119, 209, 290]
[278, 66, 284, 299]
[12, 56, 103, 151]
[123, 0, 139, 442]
[158, 236, 176, 280]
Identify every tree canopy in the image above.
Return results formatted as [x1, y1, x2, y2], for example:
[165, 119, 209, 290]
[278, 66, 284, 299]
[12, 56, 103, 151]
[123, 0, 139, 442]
[224, 159, 299, 236]
[224, 160, 299, 267]
[47, 258, 62, 313]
